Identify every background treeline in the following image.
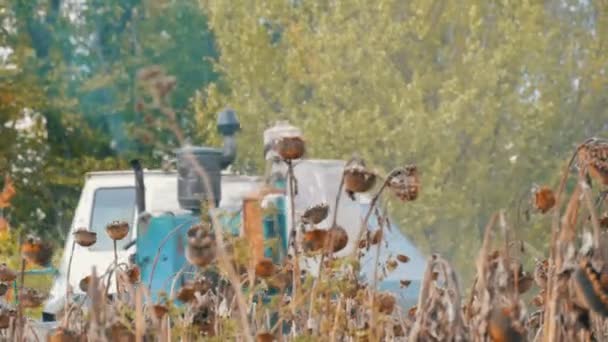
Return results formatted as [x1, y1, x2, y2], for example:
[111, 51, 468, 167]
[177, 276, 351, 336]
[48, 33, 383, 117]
[1, 0, 607, 281]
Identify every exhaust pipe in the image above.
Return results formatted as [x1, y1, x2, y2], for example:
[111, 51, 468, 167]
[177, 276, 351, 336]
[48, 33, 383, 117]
[130, 159, 146, 213]
[217, 108, 240, 168]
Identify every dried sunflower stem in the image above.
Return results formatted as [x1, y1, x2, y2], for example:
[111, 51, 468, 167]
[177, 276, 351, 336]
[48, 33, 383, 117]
[465, 276, 478, 321]
[198, 179, 253, 340]
[270, 286, 314, 333]
[466, 213, 499, 340]
[329, 296, 342, 342]
[168, 264, 188, 299]
[436, 257, 464, 340]
[306, 171, 347, 332]
[515, 187, 531, 232]
[25, 321, 40, 342]
[350, 168, 402, 261]
[369, 210, 385, 342]
[16, 255, 25, 342]
[559, 184, 582, 243]
[286, 160, 301, 319]
[305, 276, 318, 335]
[331, 172, 345, 228]
[408, 256, 436, 341]
[246, 266, 257, 310]
[543, 155, 572, 342]
[87, 267, 102, 340]
[475, 213, 498, 292]
[581, 180, 602, 251]
[510, 239, 543, 258]
[103, 262, 129, 298]
[358, 182, 388, 240]
[64, 297, 88, 328]
[63, 240, 77, 328]
[113, 240, 119, 297]
[154, 98, 253, 341]
[135, 287, 144, 342]
[499, 211, 521, 302]
[349, 182, 388, 262]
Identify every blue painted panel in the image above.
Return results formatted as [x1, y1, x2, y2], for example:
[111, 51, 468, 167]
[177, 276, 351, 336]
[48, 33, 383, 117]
[136, 214, 197, 300]
[269, 177, 289, 262]
[262, 196, 288, 262]
[136, 210, 244, 301]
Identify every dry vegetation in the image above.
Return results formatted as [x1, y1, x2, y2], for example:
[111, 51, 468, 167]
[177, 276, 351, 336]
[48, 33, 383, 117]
[3, 69, 608, 341]
[0, 137, 607, 341]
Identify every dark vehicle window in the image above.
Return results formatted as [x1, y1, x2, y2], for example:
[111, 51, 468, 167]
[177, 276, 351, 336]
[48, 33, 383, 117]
[89, 187, 136, 251]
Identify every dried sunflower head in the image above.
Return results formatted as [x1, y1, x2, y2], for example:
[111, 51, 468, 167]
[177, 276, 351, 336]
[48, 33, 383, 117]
[388, 165, 420, 202]
[275, 135, 306, 160]
[325, 225, 348, 253]
[397, 254, 410, 263]
[255, 258, 276, 278]
[570, 258, 608, 317]
[302, 229, 328, 253]
[532, 185, 555, 214]
[577, 138, 608, 185]
[370, 229, 383, 245]
[186, 224, 217, 267]
[386, 259, 398, 272]
[73, 228, 97, 247]
[126, 264, 140, 284]
[176, 283, 196, 303]
[0, 263, 16, 283]
[21, 235, 53, 267]
[0, 309, 9, 330]
[343, 157, 376, 197]
[192, 305, 216, 336]
[107, 322, 136, 342]
[79, 275, 91, 293]
[19, 288, 46, 309]
[487, 306, 526, 342]
[256, 332, 276, 342]
[600, 213, 608, 229]
[152, 304, 169, 320]
[49, 327, 78, 342]
[105, 221, 130, 241]
[534, 259, 549, 289]
[301, 202, 329, 225]
[376, 292, 396, 314]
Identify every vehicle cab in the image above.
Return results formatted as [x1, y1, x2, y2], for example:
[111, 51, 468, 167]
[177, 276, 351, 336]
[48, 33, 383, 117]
[42, 120, 427, 323]
[42, 169, 262, 320]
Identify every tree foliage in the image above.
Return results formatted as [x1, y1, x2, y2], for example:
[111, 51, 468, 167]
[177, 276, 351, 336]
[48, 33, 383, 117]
[2, 0, 608, 282]
[0, 0, 217, 240]
[199, 0, 608, 280]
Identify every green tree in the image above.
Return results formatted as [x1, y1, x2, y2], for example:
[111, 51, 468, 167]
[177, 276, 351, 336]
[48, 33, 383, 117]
[199, 0, 608, 280]
[0, 0, 217, 240]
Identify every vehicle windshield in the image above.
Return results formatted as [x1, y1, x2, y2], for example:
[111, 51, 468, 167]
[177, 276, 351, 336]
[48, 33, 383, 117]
[89, 187, 136, 251]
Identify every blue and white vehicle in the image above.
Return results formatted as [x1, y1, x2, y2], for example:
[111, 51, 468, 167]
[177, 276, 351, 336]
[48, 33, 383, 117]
[39, 120, 426, 336]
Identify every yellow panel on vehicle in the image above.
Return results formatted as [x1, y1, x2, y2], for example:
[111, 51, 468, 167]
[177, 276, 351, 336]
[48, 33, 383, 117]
[243, 198, 264, 262]
[242, 185, 284, 262]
